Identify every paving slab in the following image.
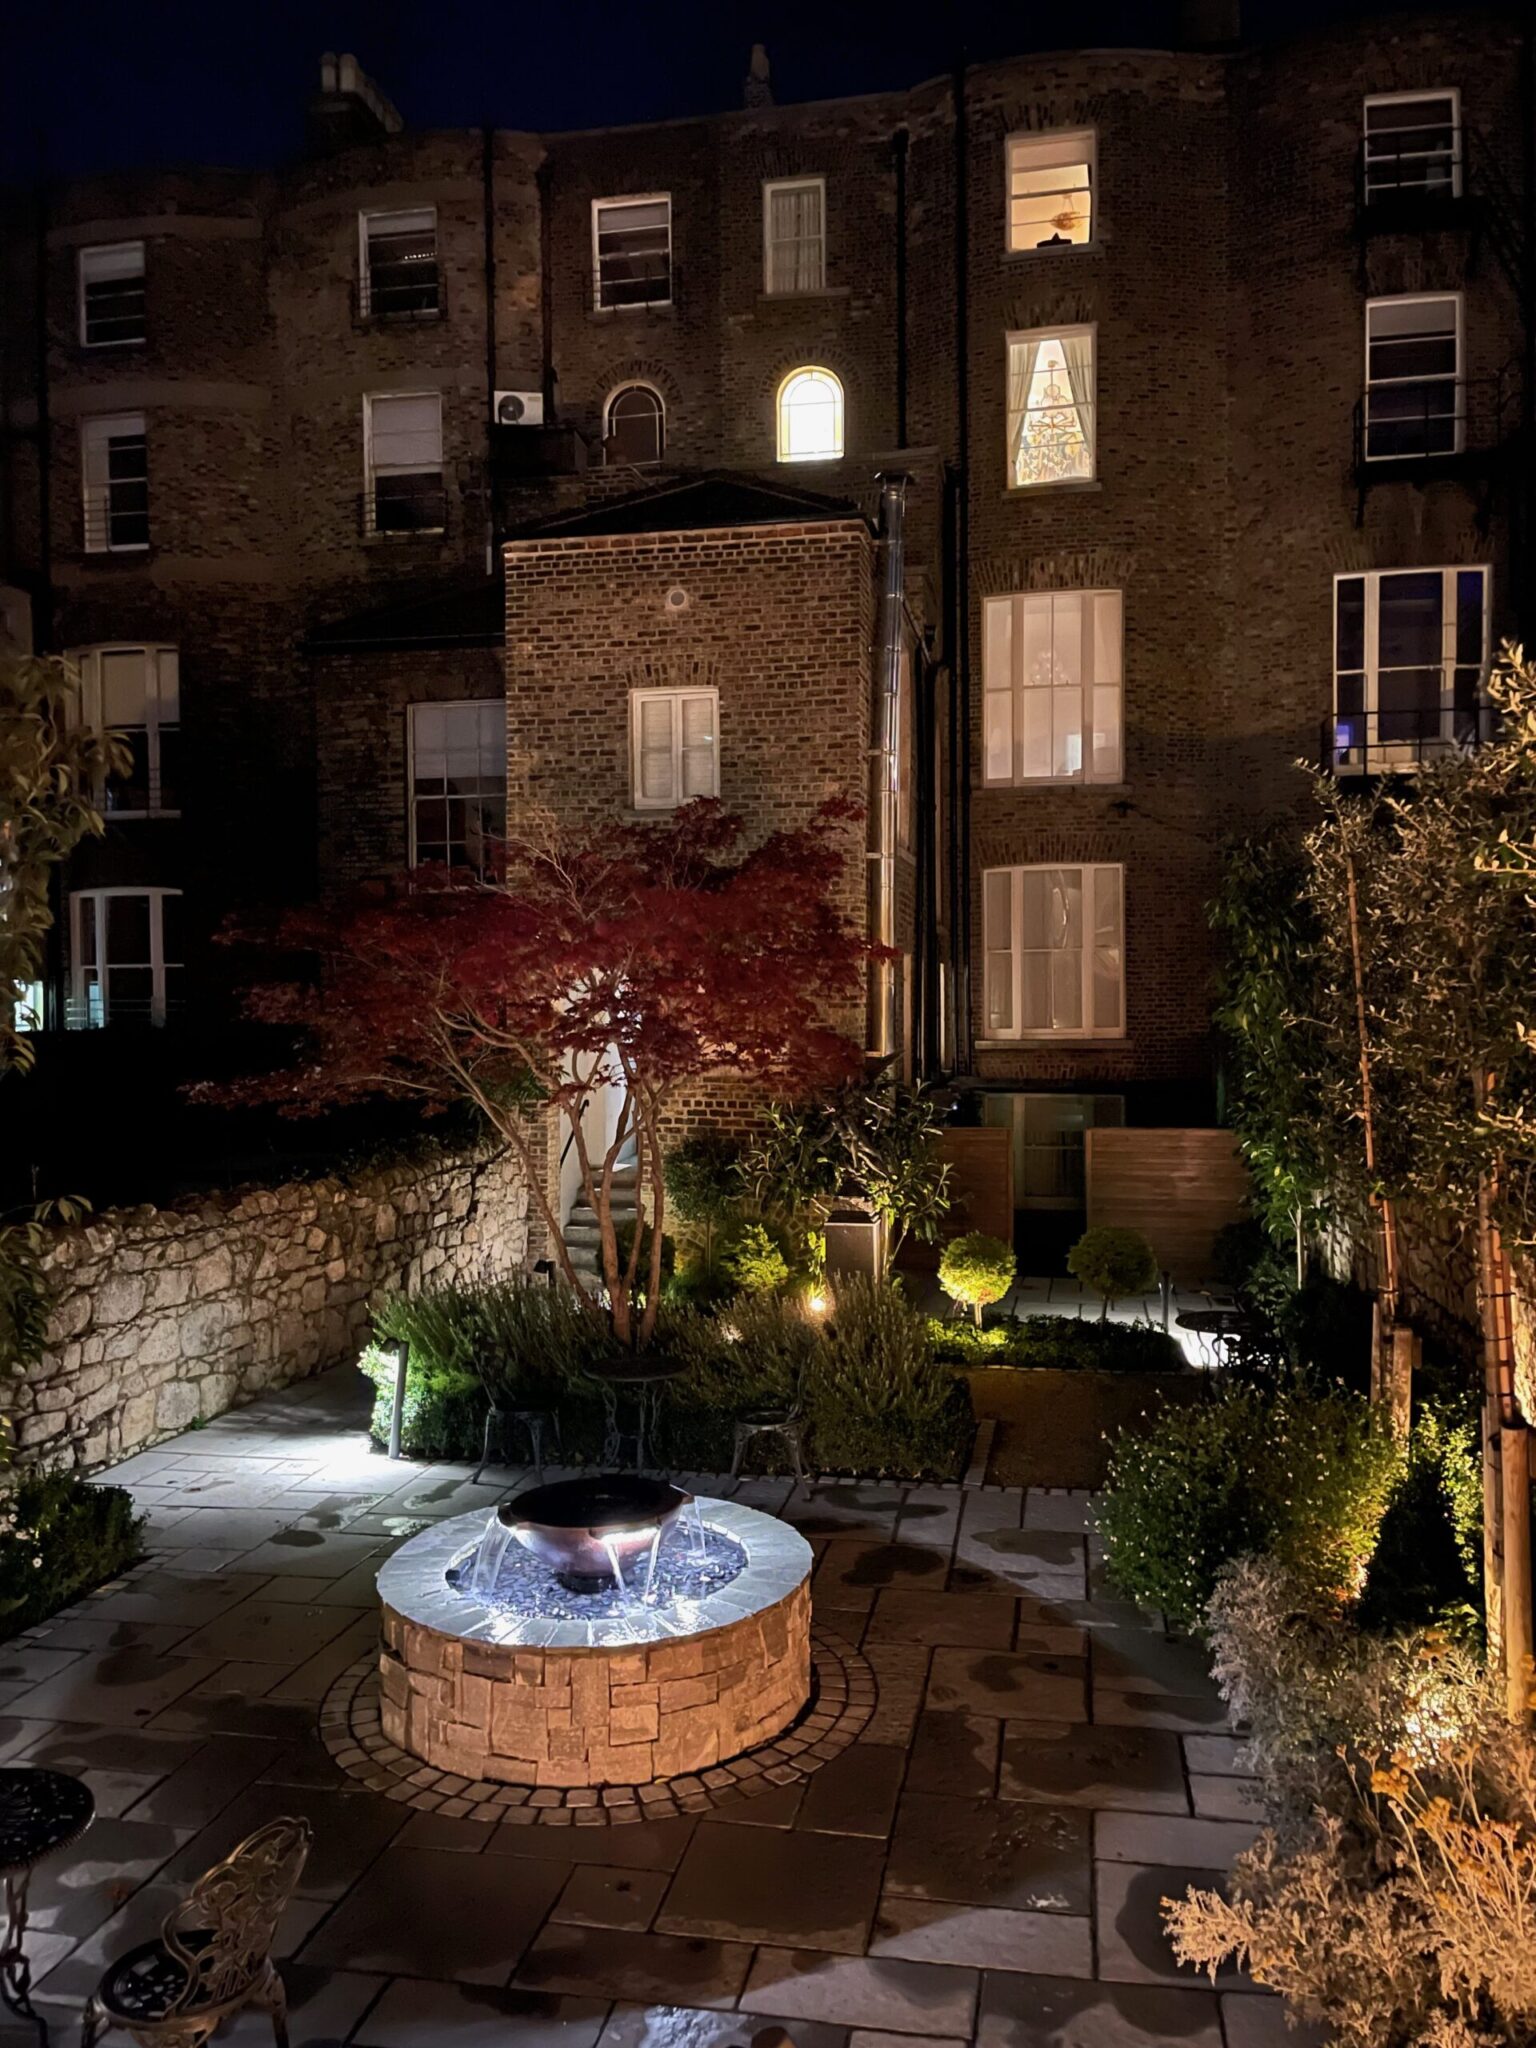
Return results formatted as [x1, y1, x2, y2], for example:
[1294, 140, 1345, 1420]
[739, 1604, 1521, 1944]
[657, 1820, 885, 1952]
[795, 1742, 906, 1838]
[870, 1898, 1093, 1977]
[925, 1647, 1086, 1723]
[905, 1712, 1001, 1799]
[1094, 1811, 1260, 1867]
[741, 1948, 979, 2037]
[999, 1722, 1188, 1814]
[301, 1845, 566, 1981]
[975, 1971, 1223, 2047]
[596, 2004, 848, 2048]
[886, 1793, 1091, 1914]
[515, 1924, 754, 2009]
[1095, 1862, 1248, 1988]
[552, 1864, 669, 1930]
[353, 1977, 608, 2047]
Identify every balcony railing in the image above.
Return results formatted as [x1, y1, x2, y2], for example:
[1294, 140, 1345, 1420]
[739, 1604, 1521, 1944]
[361, 475, 448, 540]
[353, 266, 443, 324]
[66, 994, 185, 1030]
[1353, 372, 1518, 473]
[1357, 129, 1467, 221]
[1322, 702, 1497, 776]
[593, 260, 675, 312]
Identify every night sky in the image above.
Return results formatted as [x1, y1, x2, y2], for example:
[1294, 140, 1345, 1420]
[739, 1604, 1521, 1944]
[1, 0, 1493, 186]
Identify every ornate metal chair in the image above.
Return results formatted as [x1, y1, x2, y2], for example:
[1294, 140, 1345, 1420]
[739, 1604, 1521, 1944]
[81, 1817, 311, 2048]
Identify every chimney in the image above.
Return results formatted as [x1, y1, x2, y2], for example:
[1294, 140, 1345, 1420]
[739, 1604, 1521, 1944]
[744, 44, 773, 109]
[307, 52, 405, 155]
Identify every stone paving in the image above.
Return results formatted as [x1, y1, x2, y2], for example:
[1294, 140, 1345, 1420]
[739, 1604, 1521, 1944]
[0, 1366, 1298, 2048]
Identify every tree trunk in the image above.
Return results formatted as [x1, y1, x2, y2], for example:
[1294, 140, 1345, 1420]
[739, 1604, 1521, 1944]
[1476, 1074, 1531, 1717]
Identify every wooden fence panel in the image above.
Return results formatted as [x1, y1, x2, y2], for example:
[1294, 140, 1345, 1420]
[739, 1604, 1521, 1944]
[1085, 1128, 1249, 1283]
[899, 1128, 1014, 1269]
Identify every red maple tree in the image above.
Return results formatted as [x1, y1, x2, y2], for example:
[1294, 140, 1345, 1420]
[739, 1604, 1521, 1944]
[207, 799, 869, 1347]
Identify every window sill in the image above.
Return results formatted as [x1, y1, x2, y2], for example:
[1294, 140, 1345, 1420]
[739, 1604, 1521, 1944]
[1003, 242, 1101, 259]
[104, 810, 181, 823]
[976, 1035, 1130, 1049]
[590, 302, 675, 318]
[363, 529, 447, 546]
[1003, 479, 1102, 498]
[980, 779, 1130, 794]
[77, 339, 147, 354]
[82, 545, 152, 560]
[756, 286, 850, 304]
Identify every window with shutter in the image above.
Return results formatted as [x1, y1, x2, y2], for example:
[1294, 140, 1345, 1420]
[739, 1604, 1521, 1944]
[763, 178, 826, 293]
[630, 689, 719, 809]
[364, 392, 445, 535]
[79, 242, 146, 346]
[81, 414, 148, 552]
[72, 644, 180, 815]
[982, 863, 1125, 1039]
[983, 590, 1122, 784]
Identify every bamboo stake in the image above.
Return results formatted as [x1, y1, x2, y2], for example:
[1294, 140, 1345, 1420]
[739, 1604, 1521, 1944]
[1476, 1069, 1531, 1716]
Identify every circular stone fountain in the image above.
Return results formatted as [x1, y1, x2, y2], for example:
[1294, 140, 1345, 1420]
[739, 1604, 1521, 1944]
[376, 1477, 814, 1789]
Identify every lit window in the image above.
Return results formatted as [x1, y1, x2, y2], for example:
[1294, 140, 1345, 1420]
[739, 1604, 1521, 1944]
[71, 645, 180, 817]
[1332, 566, 1489, 772]
[409, 702, 506, 871]
[776, 367, 844, 462]
[763, 177, 826, 293]
[364, 392, 444, 536]
[984, 591, 1122, 784]
[592, 196, 672, 310]
[1363, 92, 1461, 203]
[1006, 131, 1095, 251]
[983, 864, 1124, 1039]
[69, 888, 183, 1029]
[78, 242, 145, 347]
[1007, 329, 1094, 487]
[81, 414, 148, 552]
[359, 208, 440, 319]
[630, 688, 719, 809]
[605, 384, 665, 465]
[1364, 294, 1461, 459]
[12, 982, 44, 1035]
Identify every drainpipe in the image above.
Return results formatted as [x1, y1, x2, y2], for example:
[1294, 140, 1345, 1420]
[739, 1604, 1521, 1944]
[536, 157, 555, 420]
[951, 54, 974, 1072]
[481, 125, 497, 573]
[893, 127, 909, 449]
[869, 473, 908, 1065]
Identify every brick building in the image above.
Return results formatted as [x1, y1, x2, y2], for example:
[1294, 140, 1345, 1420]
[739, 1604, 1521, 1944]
[2, 17, 1531, 1234]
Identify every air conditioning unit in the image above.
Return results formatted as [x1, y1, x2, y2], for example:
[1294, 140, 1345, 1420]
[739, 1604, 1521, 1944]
[494, 389, 544, 427]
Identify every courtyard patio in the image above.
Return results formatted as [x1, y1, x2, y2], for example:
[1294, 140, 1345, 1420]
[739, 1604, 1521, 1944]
[0, 1365, 1296, 2048]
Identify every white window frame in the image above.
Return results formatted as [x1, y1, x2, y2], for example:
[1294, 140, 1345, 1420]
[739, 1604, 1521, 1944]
[1006, 326, 1097, 488]
[983, 863, 1125, 1041]
[1331, 564, 1490, 772]
[1362, 89, 1462, 203]
[81, 413, 148, 553]
[1005, 130, 1096, 252]
[69, 886, 182, 1029]
[70, 644, 180, 818]
[78, 241, 146, 348]
[983, 589, 1123, 786]
[776, 365, 845, 463]
[406, 699, 507, 872]
[591, 194, 673, 312]
[1363, 291, 1463, 461]
[357, 206, 440, 319]
[362, 391, 445, 536]
[629, 687, 719, 810]
[603, 382, 666, 465]
[762, 176, 827, 294]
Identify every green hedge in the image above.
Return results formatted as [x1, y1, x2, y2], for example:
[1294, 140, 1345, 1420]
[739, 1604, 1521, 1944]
[930, 1314, 1184, 1373]
[0, 1473, 142, 1640]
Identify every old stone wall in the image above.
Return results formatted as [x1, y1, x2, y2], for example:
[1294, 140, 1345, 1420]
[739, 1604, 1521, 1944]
[12, 1144, 530, 1474]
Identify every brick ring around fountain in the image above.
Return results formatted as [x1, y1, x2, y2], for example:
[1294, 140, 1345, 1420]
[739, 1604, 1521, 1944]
[371, 1475, 821, 1792]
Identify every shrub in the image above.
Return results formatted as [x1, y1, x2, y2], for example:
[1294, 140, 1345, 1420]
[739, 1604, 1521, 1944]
[660, 1296, 821, 1470]
[1066, 1225, 1159, 1318]
[938, 1231, 1016, 1327]
[1165, 1556, 1523, 2048]
[359, 1340, 484, 1459]
[1358, 1407, 1483, 1638]
[930, 1314, 1184, 1373]
[1097, 1386, 1403, 1629]
[721, 1221, 791, 1297]
[0, 1473, 141, 1638]
[808, 1277, 972, 1478]
[663, 1132, 743, 1274]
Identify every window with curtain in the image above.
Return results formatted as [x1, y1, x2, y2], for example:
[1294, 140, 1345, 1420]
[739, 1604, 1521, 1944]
[78, 242, 145, 346]
[1332, 565, 1489, 770]
[592, 196, 672, 309]
[360, 208, 440, 318]
[409, 701, 506, 871]
[1364, 294, 1461, 459]
[71, 644, 180, 816]
[364, 392, 444, 534]
[984, 590, 1122, 784]
[605, 385, 665, 465]
[630, 689, 718, 808]
[1007, 328, 1095, 486]
[69, 889, 184, 1029]
[776, 367, 844, 461]
[983, 864, 1124, 1039]
[763, 177, 826, 293]
[81, 414, 148, 552]
[1006, 131, 1095, 249]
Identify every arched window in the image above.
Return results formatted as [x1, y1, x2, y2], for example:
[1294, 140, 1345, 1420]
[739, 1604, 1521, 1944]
[776, 367, 843, 462]
[605, 383, 665, 465]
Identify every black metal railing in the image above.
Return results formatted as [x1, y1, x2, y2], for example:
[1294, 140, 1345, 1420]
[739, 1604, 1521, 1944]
[1353, 371, 1518, 470]
[592, 259, 675, 311]
[353, 265, 443, 324]
[361, 476, 449, 540]
[1321, 701, 1497, 775]
[1357, 127, 1466, 214]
